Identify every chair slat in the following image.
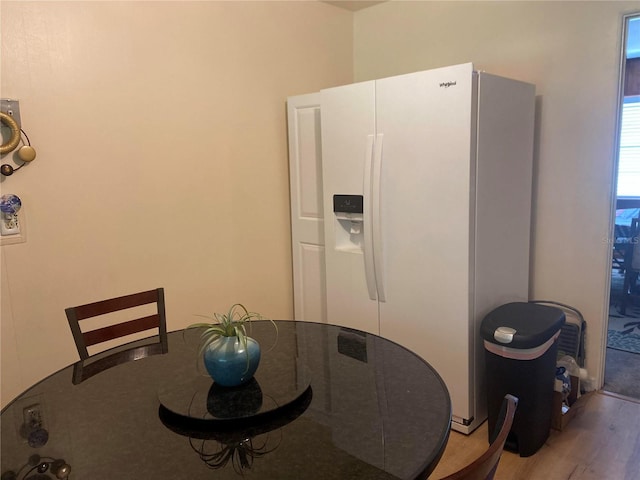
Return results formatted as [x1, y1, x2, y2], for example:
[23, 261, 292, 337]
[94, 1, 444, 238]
[73, 289, 159, 320]
[83, 314, 160, 346]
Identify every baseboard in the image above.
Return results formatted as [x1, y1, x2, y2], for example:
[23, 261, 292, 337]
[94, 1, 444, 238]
[600, 389, 640, 405]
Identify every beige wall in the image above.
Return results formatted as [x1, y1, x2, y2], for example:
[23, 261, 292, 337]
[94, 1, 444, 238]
[0, 1, 353, 407]
[3, 0, 637, 408]
[353, 0, 640, 387]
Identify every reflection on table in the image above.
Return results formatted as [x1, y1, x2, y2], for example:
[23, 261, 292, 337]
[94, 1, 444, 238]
[1, 321, 451, 480]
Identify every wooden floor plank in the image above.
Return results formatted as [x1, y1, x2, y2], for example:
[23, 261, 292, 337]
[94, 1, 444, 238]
[429, 392, 640, 480]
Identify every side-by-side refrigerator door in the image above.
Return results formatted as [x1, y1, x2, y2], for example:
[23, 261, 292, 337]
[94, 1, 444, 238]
[375, 64, 476, 425]
[320, 81, 380, 335]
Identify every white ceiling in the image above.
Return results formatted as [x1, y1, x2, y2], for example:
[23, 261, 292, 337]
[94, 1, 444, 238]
[324, 1, 386, 12]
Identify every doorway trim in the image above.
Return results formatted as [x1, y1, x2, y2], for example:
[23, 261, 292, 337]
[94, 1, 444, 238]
[600, 11, 640, 392]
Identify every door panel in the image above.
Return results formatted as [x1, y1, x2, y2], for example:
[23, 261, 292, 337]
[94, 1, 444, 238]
[287, 94, 326, 323]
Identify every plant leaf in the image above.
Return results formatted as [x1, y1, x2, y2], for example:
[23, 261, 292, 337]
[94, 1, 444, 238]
[188, 304, 275, 369]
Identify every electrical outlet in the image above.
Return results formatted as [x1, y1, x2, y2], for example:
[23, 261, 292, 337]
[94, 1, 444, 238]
[1, 212, 20, 235]
[23, 404, 44, 430]
[0, 197, 26, 245]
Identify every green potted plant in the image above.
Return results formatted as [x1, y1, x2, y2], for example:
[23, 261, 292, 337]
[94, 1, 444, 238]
[188, 304, 274, 387]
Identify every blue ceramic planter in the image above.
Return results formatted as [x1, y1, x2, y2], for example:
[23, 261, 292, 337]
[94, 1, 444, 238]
[203, 336, 261, 387]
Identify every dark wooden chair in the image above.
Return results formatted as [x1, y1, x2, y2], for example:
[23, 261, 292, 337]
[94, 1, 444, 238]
[620, 218, 640, 315]
[438, 394, 518, 480]
[65, 288, 168, 384]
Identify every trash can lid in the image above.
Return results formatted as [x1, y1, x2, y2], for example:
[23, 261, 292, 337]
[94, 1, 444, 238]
[481, 302, 566, 349]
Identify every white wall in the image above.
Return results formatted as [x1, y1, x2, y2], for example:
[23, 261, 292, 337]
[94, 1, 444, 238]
[0, 1, 353, 407]
[352, 0, 640, 387]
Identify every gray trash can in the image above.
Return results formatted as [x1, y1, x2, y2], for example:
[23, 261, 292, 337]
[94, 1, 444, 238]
[481, 302, 565, 457]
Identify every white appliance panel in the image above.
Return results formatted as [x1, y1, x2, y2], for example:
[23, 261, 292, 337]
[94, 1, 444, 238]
[469, 73, 536, 427]
[375, 64, 476, 421]
[321, 81, 380, 335]
[290, 63, 535, 434]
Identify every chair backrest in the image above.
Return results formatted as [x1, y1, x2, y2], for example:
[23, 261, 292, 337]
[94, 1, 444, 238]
[438, 394, 518, 480]
[65, 288, 168, 384]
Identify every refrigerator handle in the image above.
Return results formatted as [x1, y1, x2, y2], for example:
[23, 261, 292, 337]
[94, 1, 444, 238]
[372, 133, 385, 302]
[363, 134, 377, 301]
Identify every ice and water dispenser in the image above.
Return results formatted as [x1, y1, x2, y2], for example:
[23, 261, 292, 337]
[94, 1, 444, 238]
[333, 195, 364, 252]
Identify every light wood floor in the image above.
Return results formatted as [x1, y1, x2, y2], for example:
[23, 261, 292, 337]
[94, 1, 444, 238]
[429, 391, 640, 480]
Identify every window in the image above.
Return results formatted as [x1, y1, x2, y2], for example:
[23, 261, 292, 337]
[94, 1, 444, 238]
[617, 96, 640, 198]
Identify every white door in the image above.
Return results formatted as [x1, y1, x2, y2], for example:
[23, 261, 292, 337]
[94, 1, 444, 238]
[320, 81, 379, 335]
[375, 64, 476, 422]
[287, 93, 326, 323]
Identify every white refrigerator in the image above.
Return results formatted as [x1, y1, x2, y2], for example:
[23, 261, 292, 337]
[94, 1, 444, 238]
[288, 63, 535, 433]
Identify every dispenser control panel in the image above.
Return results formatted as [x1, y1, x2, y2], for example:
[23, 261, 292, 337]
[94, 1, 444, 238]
[333, 195, 363, 214]
[332, 195, 364, 251]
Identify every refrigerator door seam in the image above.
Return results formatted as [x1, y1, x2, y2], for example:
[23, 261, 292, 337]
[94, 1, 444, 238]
[372, 133, 386, 302]
[364, 134, 378, 301]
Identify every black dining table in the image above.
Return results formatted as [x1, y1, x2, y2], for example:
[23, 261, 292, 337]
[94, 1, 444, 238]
[1, 321, 451, 480]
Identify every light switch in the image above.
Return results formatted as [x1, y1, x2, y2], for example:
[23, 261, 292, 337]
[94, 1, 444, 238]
[1, 98, 21, 127]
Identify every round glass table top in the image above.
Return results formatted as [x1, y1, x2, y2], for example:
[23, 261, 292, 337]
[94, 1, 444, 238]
[1, 321, 451, 480]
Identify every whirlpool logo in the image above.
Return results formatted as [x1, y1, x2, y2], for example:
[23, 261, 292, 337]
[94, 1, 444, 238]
[439, 81, 457, 88]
